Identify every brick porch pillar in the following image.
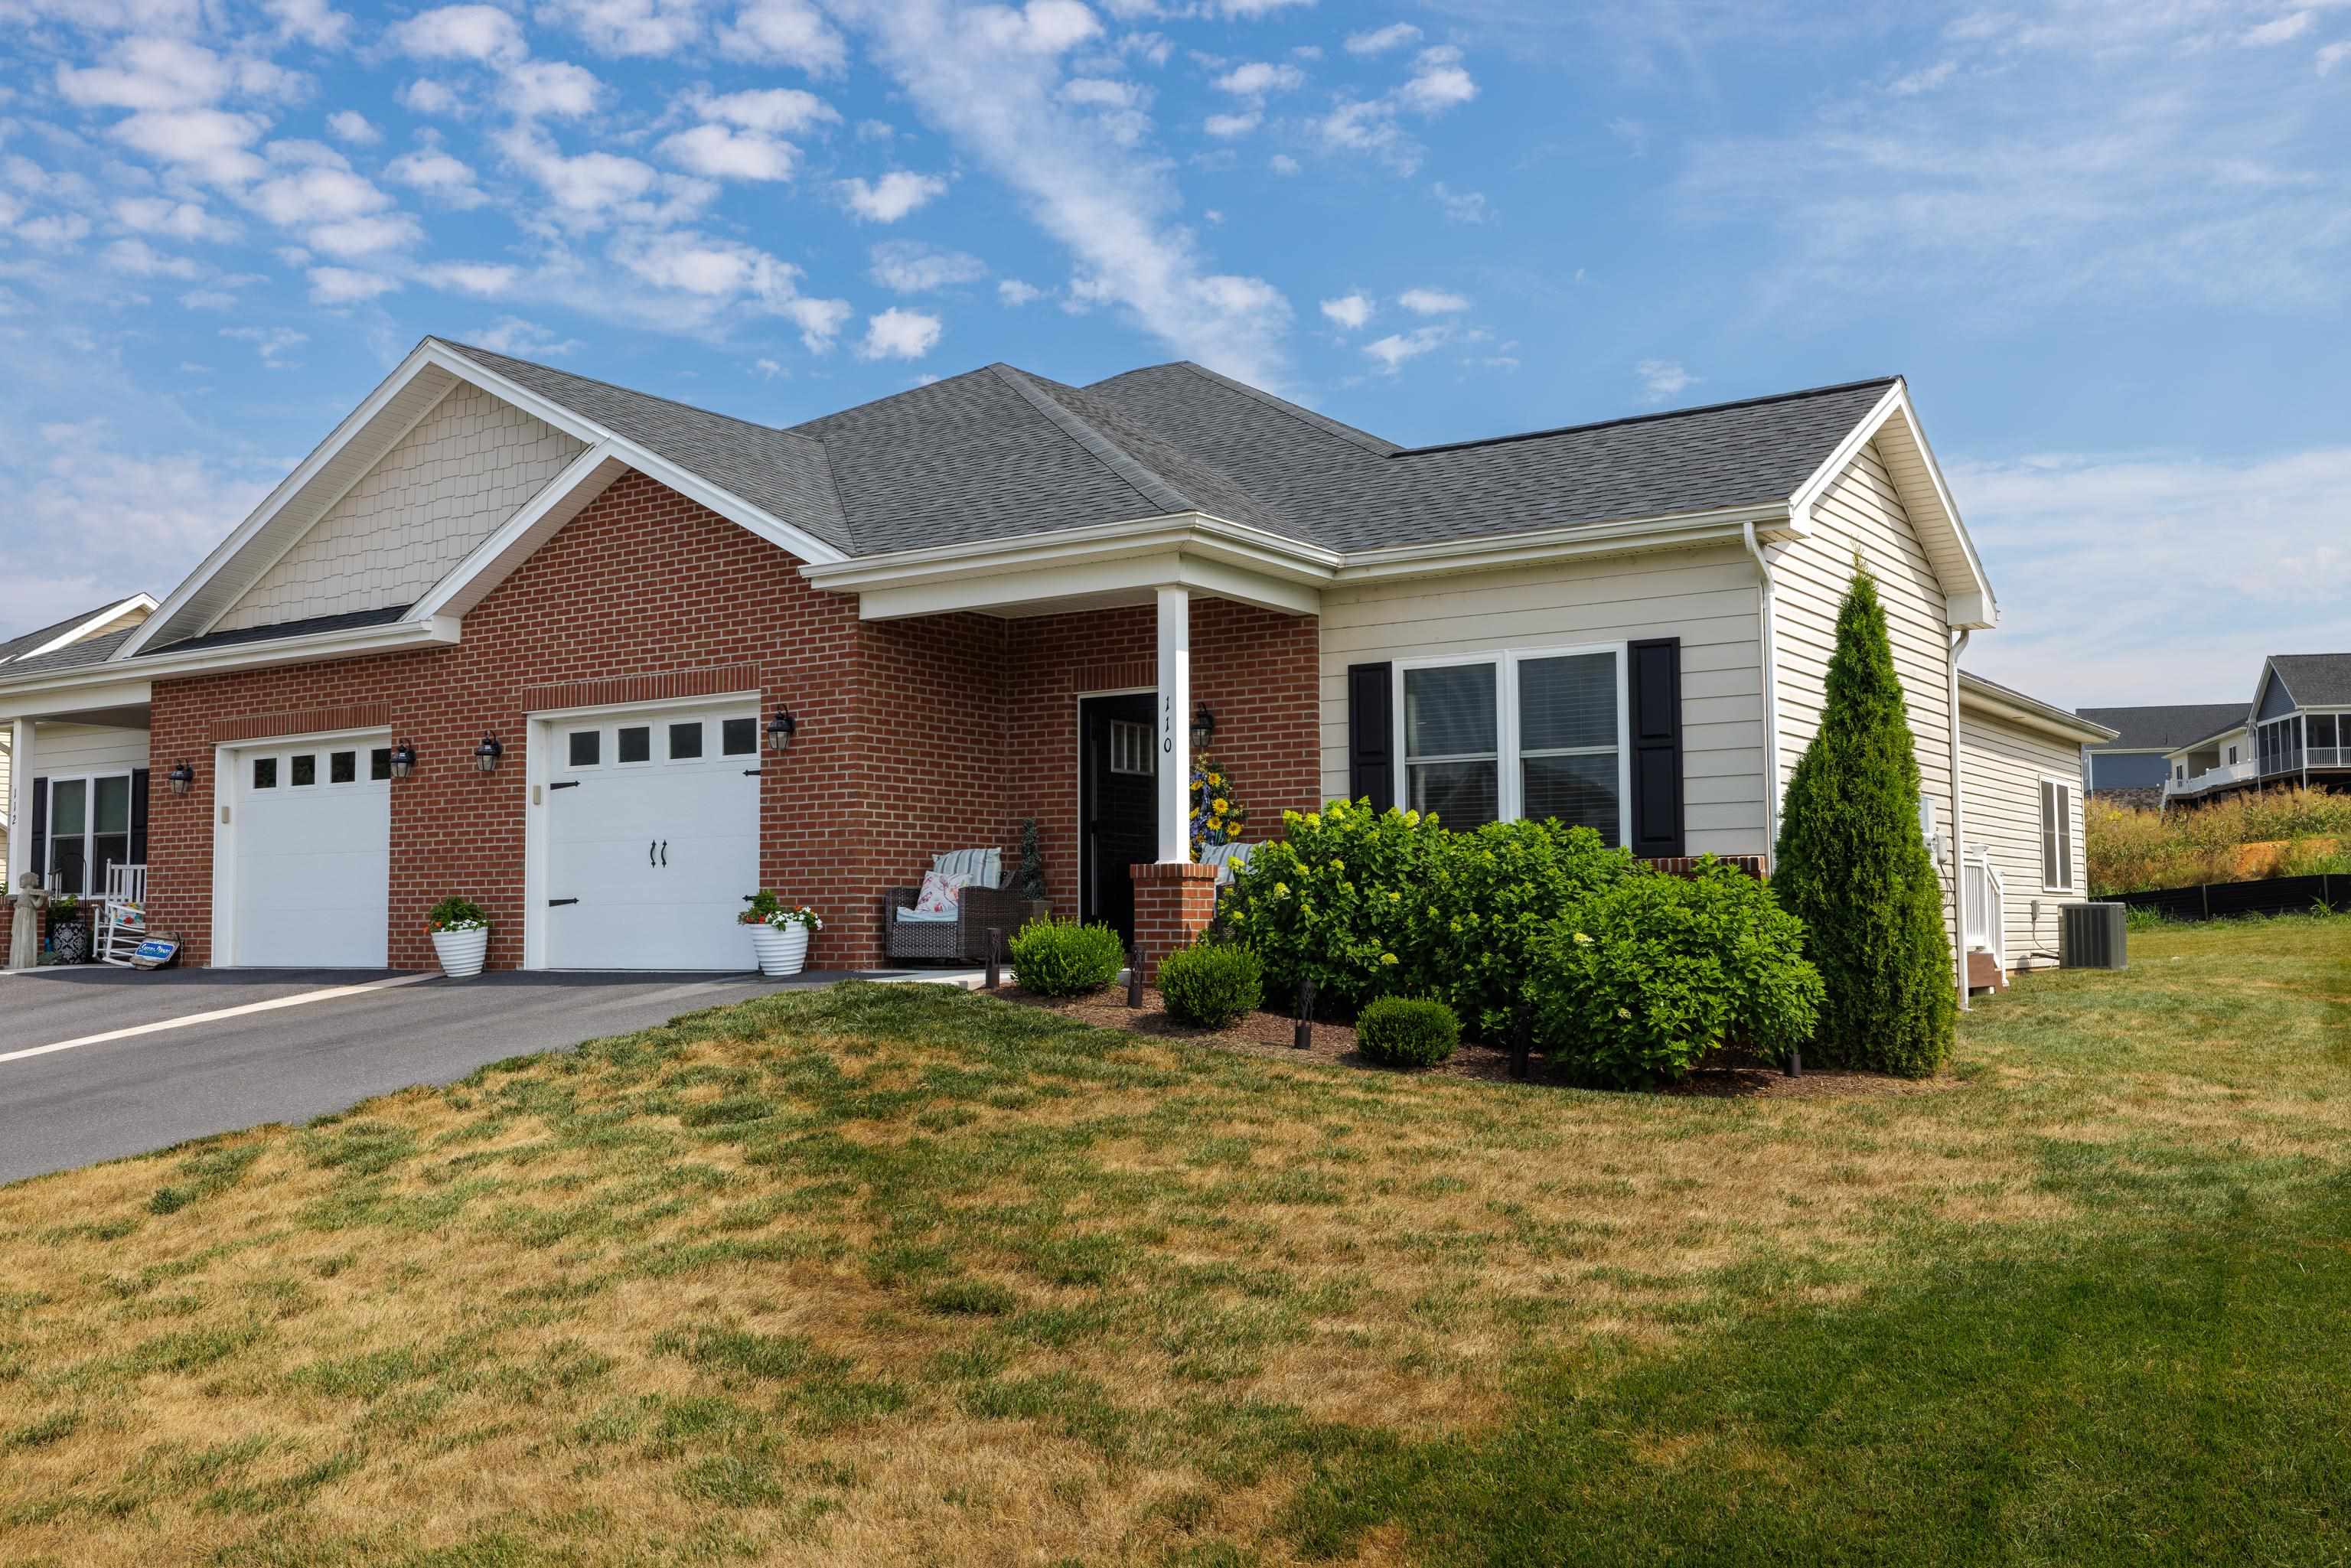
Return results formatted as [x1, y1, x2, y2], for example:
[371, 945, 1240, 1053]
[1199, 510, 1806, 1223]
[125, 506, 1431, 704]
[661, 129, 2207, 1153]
[1128, 860, 1218, 982]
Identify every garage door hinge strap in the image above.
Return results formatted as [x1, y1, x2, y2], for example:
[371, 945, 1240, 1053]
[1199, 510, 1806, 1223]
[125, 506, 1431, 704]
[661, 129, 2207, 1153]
[742, 768, 761, 776]
[549, 781, 582, 791]
[548, 898, 579, 908]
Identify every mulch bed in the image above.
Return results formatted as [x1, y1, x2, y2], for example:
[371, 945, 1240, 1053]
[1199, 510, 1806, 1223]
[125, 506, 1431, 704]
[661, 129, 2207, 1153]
[995, 985, 1944, 1097]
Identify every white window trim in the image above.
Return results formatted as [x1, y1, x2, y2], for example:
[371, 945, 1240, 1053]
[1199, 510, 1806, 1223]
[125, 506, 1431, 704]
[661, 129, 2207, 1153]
[1391, 641, 1632, 843]
[43, 771, 135, 898]
[2038, 773, 2076, 894]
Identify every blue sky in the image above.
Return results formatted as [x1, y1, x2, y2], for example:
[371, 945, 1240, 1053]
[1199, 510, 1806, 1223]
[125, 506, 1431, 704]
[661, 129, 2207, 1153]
[2, 0, 2345, 706]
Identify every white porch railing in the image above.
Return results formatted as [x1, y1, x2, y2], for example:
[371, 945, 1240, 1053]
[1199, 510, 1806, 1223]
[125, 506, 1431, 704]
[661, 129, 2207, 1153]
[1961, 851, 2005, 973]
[2164, 759, 2257, 800]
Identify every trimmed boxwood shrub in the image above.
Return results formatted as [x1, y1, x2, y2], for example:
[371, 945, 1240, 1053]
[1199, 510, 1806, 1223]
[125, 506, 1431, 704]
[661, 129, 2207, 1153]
[1772, 565, 1955, 1077]
[1529, 859, 1823, 1087]
[1356, 996, 1461, 1068]
[1007, 918, 1124, 998]
[1156, 940, 1264, 1028]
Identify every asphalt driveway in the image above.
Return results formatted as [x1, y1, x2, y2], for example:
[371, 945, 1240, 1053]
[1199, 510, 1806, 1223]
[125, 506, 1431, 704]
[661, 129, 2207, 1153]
[0, 965, 978, 1185]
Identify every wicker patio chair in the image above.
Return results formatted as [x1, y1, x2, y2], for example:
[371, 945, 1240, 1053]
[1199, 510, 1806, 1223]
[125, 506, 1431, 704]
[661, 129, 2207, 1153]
[882, 847, 1035, 964]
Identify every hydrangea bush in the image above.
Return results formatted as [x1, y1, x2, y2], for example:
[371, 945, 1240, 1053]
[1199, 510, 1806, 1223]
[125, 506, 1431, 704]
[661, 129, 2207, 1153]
[1220, 800, 1437, 1012]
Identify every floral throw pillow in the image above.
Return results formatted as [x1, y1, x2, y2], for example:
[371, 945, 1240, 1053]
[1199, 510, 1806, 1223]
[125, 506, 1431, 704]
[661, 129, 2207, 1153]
[914, 869, 970, 916]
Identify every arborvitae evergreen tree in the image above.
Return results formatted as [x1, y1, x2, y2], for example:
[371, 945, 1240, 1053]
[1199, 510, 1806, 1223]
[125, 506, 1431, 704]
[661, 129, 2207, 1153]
[1772, 562, 1956, 1075]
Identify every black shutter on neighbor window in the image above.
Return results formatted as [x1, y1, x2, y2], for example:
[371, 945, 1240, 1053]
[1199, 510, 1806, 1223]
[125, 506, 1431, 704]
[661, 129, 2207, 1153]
[28, 777, 47, 880]
[1627, 638, 1684, 859]
[1348, 661, 1394, 811]
[130, 768, 150, 868]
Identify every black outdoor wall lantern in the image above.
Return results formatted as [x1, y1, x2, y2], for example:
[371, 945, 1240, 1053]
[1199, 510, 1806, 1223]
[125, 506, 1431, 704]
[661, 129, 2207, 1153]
[390, 741, 418, 780]
[474, 733, 504, 774]
[1191, 704, 1217, 748]
[166, 761, 196, 796]
[766, 706, 797, 752]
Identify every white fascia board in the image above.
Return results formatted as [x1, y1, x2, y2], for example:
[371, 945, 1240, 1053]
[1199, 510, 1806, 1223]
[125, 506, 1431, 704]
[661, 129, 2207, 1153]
[0, 620, 458, 712]
[116, 342, 454, 660]
[1789, 381, 1998, 631]
[1329, 504, 1789, 583]
[15, 594, 161, 662]
[409, 445, 631, 621]
[416, 343, 848, 569]
[805, 512, 1338, 593]
[855, 549, 1322, 621]
[1958, 678, 2119, 745]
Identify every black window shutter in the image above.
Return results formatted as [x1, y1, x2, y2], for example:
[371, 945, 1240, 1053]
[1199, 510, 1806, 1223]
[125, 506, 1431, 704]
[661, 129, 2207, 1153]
[28, 777, 47, 879]
[1347, 661, 1394, 810]
[130, 768, 150, 868]
[1627, 638, 1684, 859]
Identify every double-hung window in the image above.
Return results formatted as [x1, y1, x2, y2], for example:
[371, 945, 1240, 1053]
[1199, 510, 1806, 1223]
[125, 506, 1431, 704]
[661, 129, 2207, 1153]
[46, 774, 132, 898]
[1399, 647, 1627, 845]
[2039, 776, 2075, 892]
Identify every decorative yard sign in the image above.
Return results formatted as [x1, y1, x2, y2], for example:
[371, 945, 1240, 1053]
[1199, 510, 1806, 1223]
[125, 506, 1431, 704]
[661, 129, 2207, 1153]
[130, 934, 181, 970]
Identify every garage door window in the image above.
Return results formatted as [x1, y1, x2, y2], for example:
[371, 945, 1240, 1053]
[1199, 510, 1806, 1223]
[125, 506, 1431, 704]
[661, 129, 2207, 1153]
[569, 730, 601, 768]
[370, 748, 393, 781]
[331, 750, 357, 784]
[617, 726, 651, 765]
[722, 718, 757, 755]
[669, 722, 703, 761]
[253, 758, 278, 789]
[291, 754, 317, 787]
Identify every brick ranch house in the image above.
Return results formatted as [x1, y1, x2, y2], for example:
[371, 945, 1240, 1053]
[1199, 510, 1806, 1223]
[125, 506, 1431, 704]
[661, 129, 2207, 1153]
[0, 337, 2078, 993]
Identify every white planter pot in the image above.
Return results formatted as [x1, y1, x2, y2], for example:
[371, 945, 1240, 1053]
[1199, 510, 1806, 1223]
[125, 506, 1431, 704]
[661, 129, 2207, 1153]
[751, 922, 810, 977]
[432, 927, 490, 979]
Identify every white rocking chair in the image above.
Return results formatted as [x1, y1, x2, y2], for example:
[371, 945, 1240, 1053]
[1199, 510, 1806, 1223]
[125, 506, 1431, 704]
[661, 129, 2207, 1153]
[96, 863, 148, 967]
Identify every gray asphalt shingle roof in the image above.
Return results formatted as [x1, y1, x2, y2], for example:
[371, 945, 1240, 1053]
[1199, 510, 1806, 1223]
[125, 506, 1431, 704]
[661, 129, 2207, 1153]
[0, 627, 141, 676]
[2267, 654, 2351, 708]
[0, 598, 146, 665]
[2078, 703, 2250, 752]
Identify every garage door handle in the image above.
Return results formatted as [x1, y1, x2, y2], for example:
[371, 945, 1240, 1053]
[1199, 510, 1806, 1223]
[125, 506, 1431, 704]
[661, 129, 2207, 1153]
[649, 840, 657, 868]
[549, 898, 579, 908]
[660, 840, 669, 867]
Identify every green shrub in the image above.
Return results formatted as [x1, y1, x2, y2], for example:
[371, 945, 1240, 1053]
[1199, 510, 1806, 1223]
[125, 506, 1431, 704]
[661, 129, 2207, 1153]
[1772, 565, 1955, 1077]
[1222, 799, 1443, 1012]
[1355, 996, 1460, 1068]
[1156, 940, 1264, 1028]
[1007, 918, 1124, 998]
[1407, 820, 1634, 1038]
[1531, 859, 1823, 1088]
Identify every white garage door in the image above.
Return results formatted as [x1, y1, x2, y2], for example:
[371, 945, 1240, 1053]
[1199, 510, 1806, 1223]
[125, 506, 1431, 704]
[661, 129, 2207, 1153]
[230, 737, 393, 968]
[542, 702, 761, 970]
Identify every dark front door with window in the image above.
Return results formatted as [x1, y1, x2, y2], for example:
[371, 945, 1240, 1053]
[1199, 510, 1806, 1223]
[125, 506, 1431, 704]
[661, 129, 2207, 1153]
[1079, 693, 1158, 949]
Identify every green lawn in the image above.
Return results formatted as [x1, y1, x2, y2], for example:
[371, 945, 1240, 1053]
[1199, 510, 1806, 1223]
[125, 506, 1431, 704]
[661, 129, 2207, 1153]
[4, 916, 2349, 1566]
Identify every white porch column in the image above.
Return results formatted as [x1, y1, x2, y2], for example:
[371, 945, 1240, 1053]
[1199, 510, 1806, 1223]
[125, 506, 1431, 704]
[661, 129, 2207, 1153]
[6, 717, 31, 897]
[1155, 585, 1192, 862]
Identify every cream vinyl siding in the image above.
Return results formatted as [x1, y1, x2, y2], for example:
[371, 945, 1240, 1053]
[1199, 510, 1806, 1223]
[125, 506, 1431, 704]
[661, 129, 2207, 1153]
[1961, 709, 2087, 969]
[32, 723, 151, 777]
[1317, 543, 1768, 857]
[1771, 440, 1956, 931]
[216, 382, 587, 634]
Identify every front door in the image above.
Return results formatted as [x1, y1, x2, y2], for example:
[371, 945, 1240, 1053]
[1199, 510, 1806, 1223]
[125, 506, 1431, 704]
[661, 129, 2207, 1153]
[1079, 693, 1159, 949]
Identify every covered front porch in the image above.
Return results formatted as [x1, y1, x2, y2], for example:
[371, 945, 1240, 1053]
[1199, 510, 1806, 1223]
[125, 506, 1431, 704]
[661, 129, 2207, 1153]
[5, 685, 158, 968]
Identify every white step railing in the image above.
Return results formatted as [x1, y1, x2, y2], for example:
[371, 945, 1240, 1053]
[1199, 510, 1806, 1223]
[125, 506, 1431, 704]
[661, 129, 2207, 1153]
[1961, 851, 2005, 973]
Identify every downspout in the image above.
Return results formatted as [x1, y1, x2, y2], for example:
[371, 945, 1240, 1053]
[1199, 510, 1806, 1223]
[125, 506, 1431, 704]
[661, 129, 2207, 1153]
[1948, 628, 1971, 1012]
[1743, 520, 1780, 871]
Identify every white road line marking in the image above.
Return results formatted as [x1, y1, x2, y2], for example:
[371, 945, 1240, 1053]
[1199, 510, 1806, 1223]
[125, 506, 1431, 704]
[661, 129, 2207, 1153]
[0, 974, 435, 1064]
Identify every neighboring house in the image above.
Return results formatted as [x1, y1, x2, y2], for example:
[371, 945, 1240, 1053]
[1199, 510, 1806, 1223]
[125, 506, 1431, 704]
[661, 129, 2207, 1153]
[1958, 673, 2115, 974]
[2078, 703, 2248, 798]
[0, 595, 158, 882]
[1, 337, 2034, 993]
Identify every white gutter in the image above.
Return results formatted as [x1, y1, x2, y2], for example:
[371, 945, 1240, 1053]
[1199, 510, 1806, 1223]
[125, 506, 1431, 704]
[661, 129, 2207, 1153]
[1948, 628, 1970, 1012]
[1743, 519, 1781, 871]
[0, 617, 461, 706]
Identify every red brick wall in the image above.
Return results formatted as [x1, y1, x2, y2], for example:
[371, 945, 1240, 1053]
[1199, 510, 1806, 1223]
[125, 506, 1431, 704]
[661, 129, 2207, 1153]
[1128, 861, 1219, 979]
[145, 469, 1322, 971]
[1004, 598, 1320, 922]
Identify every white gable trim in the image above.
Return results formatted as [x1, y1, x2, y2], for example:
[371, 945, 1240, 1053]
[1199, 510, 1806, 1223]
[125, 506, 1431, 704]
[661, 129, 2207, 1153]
[9, 594, 158, 662]
[117, 339, 845, 662]
[1787, 380, 1997, 631]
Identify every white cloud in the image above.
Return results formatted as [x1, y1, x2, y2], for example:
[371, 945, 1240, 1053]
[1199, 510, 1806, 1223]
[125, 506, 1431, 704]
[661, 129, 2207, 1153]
[221, 324, 309, 363]
[1215, 0, 1309, 14]
[506, 60, 603, 119]
[57, 38, 259, 113]
[1400, 44, 1476, 112]
[997, 277, 1042, 305]
[1887, 59, 1957, 96]
[1316, 98, 1415, 173]
[2242, 11, 2313, 46]
[1398, 286, 1467, 315]
[1212, 60, 1303, 95]
[307, 212, 425, 257]
[857, 305, 941, 359]
[308, 265, 399, 303]
[1319, 291, 1371, 329]
[2320, 40, 2350, 73]
[497, 127, 657, 220]
[1060, 76, 1153, 145]
[390, 5, 529, 65]
[833, 170, 947, 222]
[661, 123, 797, 181]
[1363, 325, 1446, 372]
[1204, 110, 1260, 138]
[755, 356, 784, 377]
[1345, 22, 1420, 55]
[1953, 445, 2351, 708]
[416, 259, 518, 295]
[246, 164, 388, 226]
[1430, 181, 1489, 223]
[18, 214, 93, 248]
[103, 237, 202, 277]
[399, 78, 463, 115]
[266, 0, 353, 47]
[869, 239, 987, 292]
[112, 195, 238, 241]
[180, 288, 236, 309]
[718, 0, 849, 73]
[109, 109, 269, 186]
[470, 315, 582, 356]
[387, 146, 488, 207]
[543, 0, 706, 57]
[326, 109, 379, 144]
[691, 86, 836, 132]
[1635, 358, 1696, 403]
[780, 295, 853, 352]
[1267, 152, 1299, 174]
